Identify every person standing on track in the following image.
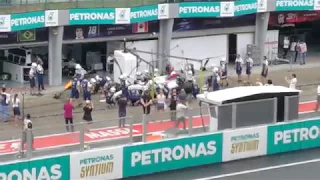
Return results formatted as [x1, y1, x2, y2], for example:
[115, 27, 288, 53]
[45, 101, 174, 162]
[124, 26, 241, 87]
[235, 54, 244, 83]
[83, 100, 93, 132]
[285, 74, 297, 89]
[29, 62, 37, 95]
[315, 85, 320, 112]
[82, 76, 92, 103]
[261, 56, 269, 84]
[141, 90, 152, 115]
[175, 100, 187, 130]
[64, 98, 74, 132]
[12, 93, 21, 126]
[246, 53, 253, 81]
[169, 89, 178, 121]
[0, 88, 11, 123]
[36, 62, 45, 95]
[71, 76, 81, 107]
[117, 94, 127, 128]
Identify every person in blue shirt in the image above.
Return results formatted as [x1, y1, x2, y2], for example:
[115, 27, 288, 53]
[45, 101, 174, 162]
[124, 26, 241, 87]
[261, 56, 269, 84]
[220, 57, 228, 87]
[82, 77, 92, 102]
[71, 77, 81, 106]
[36, 63, 45, 95]
[235, 54, 244, 83]
[0, 88, 11, 123]
[246, 53, 253, 81]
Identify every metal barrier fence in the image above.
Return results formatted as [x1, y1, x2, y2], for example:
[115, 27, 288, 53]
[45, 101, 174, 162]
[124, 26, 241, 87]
[0, 0, 244, 13]
[0, 95, 306, 163]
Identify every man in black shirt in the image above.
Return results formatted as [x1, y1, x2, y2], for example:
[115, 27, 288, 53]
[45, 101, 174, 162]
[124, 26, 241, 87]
[169, 89, 178, 121]
[118, 94, 127, 127]
[141, 90, 152, 115]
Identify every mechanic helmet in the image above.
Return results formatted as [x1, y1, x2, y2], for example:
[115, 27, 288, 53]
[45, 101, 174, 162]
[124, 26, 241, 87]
[105, 76, 111, 81]
[213, 67, 219, 73]
[170, 71, 176, 76]
[221, 57, 226, 62]
[144, 70, 149, 74]
[187, 70, 193, 75]
[110, 87, 116, 93]
[75, 64, 82, 70]
[119, 75, 124, 80]
[90, 78, 96, 84]
[154, 68, 159, 73]
[136, 71, 142, 76]
[31, 62, 37, 68]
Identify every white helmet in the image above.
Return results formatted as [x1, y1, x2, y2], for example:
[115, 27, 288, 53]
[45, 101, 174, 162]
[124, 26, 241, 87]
[154, 68, 159, 73]
[31, 62, 37, 68]
[187, 70, 193, 75]
[170, 71, 176, 76]
[213, 67, 219, 73]
[110, 87, 116, 92]
[105, 76, 111, 81]
[144, 70, 149, 73]
[75, 64, 81, 69]
[90, 78, 96, 84]
[136, 71, 142, 76]
[221, 57, 226, 62]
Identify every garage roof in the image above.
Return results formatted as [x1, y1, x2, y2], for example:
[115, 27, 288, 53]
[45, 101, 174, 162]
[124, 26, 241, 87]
[197, 86, 301, 105]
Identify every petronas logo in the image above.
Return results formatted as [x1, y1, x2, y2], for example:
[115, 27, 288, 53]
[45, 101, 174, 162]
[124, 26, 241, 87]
[120, 10, 126, 19]
[224, 3, 230, 11]
[48, 12, 54, 21]
[160, 5, 165, 14]
[259, 0, 264, 7]
[0, 17, 5, 26]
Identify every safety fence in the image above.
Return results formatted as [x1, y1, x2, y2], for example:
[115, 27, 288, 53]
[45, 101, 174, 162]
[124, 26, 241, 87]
[0, 95, 304, 163]
[0, 116, 319, 179]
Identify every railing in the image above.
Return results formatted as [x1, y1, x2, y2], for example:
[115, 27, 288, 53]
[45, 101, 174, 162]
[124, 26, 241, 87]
[0, 94, 305, 163]
[0, 0, 240, 13]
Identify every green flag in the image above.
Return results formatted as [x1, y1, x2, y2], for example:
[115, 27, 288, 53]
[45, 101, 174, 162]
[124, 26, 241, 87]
[18, 29, 36, 42]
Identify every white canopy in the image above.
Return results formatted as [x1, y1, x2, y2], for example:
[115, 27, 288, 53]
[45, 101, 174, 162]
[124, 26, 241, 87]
[197, 86, 301, 105]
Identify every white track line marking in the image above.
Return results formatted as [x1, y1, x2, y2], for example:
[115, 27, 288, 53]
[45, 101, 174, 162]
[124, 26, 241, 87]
[193, 158, 320, 180]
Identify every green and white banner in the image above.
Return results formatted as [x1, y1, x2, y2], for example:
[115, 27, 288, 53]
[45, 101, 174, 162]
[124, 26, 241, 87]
[122, 133, 223, 177]
[275, 0, 316, 11]
[267, 119, 320, 154]
[0, 155, 70, 180]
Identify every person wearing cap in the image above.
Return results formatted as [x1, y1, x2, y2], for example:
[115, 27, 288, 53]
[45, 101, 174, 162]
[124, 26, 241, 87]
[29, 62, 37, 95]
[235, 54, 243, 83]
[83, 100, 93, 131]
[261, 56, 269, 84]
[36, 62, 45, 94]
[245, 53, 253, 81]
[220, 57, 228, 87]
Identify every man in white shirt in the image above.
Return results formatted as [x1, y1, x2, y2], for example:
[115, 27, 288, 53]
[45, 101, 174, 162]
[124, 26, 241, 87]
[283, 36, 290, 58]
[107, 53, 115, 73]
[315, 85, 320, 112]
[175, 101, 187, 130]
[285, 74, 297, 89]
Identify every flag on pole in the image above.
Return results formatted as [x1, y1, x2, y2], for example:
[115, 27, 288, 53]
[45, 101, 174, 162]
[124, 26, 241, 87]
[132, 22, 149, 33]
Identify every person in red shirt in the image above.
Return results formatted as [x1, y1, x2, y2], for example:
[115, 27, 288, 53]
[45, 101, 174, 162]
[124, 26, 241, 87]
[63, 98, 74, 132]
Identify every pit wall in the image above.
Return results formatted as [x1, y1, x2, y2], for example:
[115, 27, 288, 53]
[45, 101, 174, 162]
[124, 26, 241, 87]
[0, 118, 319, 180]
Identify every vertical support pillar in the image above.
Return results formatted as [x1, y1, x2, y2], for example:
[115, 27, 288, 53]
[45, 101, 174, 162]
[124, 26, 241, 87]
[255, 12, 270, 64]
[48, 26, 63, 86]
[158, 19, 174, 74]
